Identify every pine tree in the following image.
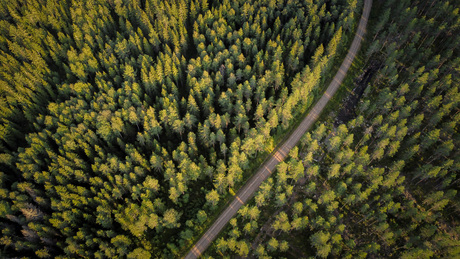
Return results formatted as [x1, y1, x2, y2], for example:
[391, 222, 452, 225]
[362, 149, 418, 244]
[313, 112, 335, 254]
[206, 189, 220, 208]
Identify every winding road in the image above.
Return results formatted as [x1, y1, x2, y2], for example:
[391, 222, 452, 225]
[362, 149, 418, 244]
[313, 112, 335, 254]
[185, 0, 372, 257]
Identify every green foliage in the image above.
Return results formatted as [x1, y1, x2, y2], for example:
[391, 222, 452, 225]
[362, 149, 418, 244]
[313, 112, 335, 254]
[0, 0, 349, 256]
[310, 231, 331, 258]
[4, 0, 458, 257]
[127, 248, 152, 259]
[205, 0, 460, 258]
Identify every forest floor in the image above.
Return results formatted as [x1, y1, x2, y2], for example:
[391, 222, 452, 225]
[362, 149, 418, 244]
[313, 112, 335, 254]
[335, 60, 381, 126]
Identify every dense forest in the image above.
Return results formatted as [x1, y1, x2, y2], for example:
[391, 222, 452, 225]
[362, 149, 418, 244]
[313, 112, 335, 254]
[0, 0, 361, 257]
[205, 0, 460, 258]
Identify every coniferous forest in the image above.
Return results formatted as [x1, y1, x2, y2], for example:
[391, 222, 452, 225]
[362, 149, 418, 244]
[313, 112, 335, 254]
[0, 0, 458, 258]
[206, 0, 460, 258]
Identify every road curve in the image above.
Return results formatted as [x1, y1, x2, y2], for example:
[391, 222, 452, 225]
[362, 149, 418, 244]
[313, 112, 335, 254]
[185, 1, 372, 257]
